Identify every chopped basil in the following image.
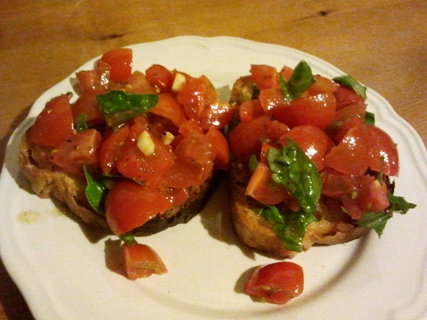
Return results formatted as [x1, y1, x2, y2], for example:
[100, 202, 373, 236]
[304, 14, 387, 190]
[83, 166, 108, 213]
[248, 154, 259, 171]
[280, 61, 315, 101]
[333, 75, 367, 100]
[357, 212, 391, 237]
[97, 90, 159, 127]
[267, 139, 322, 215]
[261, 206, 316, 252]
[388, 194, 417, 214]
[262, 139, 321, 251]
[74, 114, 89, 132]
[119, 234, 137, 245]
[364, 111, 375, 125]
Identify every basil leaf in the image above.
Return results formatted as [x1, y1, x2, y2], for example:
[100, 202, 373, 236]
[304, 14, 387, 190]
[288, 61, 316, 98]
[280, 61, 315, 101]
[364, 111, 375, 125]
[267, 138, 322, 215]
[97, 90, 159, 127]
[248, 154, 259, 171]
[261, 206, 316, 252]
[388, 194, 416, 214]
[83, 166, 108, 213]
[333, 75, 367, 100]
[357, 212, 391, 237]
[119, 234, 137, 245]
[74, 114, 89, 132]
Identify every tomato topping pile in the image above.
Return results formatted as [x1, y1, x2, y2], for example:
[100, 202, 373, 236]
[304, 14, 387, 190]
[229, 62, 413, 255]
[28, 48, 233, 236]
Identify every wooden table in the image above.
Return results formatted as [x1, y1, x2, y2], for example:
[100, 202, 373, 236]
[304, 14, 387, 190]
[0, 1, 426, 319]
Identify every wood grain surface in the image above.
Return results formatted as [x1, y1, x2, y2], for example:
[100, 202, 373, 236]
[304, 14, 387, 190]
[0, 1, 426, 319]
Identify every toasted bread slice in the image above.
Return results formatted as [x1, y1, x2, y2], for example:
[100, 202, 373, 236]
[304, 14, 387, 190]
[228, 76, 370, 258]
[19, 134, 213, 234]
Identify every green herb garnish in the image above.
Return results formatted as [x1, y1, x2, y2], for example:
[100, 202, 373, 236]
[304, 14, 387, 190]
[83, 166, 108, 213]
[267, 139, 322, 214]
[97, 90, 159, 127]
[357, 212, 391, 237]
[333, 75, 367, 100]
[119, 234, 137, 245]
[261, 206, 317, 252]
[248, 154, 259, 171]
[280, 61, 315, 101]
[74, 114, 89, 132]
[388, 194, 417, 214]
[364, 111, 375, 125]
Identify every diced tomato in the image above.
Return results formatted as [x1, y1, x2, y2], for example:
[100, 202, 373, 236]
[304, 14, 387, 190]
[148, 93, 186, 128]
[282, 125, 334, 171]
[178, 75, 217, 120]
[100, 48, 132, 83]
[145, 64, 174, 92]
[245, 262, 304, 305]
[308, 75, 339, 95]
[250, 64, 279, 90]
[99, 125, 130, 175]
[49, 129, 102, 176]
[198, 102, 235, 130]
[320, 167, 373, 198]
[327, 103, 366, 140]
[324, 122, 371, 175]
[229, 115, 287, 161]
[258, 88, 288, 114]
[245, 163, 289, 205]
[28, 94, 74, 147]
[116, 130, 174, 185]
[206, 127, 229, 171]
[239, 100, 264, 122]
[368, 125, 399, 176]
[342, 179, 389, 219]
[72, 91, 104, 126]
[273, 92, 336, 129]
[76, 61, 111, 93]
[125, 71, 156, 94]
[122, 243, 167, 280]
[333, 85, 365, 110]
[161, 129, 216, 188]
[106, 180, 175, 234]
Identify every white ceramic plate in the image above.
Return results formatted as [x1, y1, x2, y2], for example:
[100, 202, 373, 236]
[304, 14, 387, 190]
[1, 36, 426, 320]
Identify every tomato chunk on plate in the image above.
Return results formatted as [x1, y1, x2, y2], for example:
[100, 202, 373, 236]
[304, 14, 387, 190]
[245, 262, 304, 305]
[122, 243, 167, 280]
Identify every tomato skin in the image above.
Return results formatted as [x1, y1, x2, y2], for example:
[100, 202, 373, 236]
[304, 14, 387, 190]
[368, 125, 399, 176]
[99, 125, 130, 175]
[116, 130, 175, 185]
[250, 64, 279, 90]
[282, 125, 334, 171]
[161, 128, 216, 188]
[72, 91, 104, 126]
[229, 116, 288, 161]
[245, 262, 304, 305]
[333, 85, 365, 110]
[145, 64, 173, 92]
[106, 180, 174, 235]
[245, 163, 289, 205]
[149, 93, 186, 128]
[100, 48, 132, 83]
[206, 127, 229, 171]
[122, 243, 167, 280]
[125, 71, 156, 94]
[28, 94, 74, 147]
[307, 75, 339, 95]
[239, 100, 264, 122]
[259, 88, 288, 114]
[178, 75, 217, 120]
[273, 93, 336, 129]
[324, 122, 371, 175]
[76, 61, 111, 93]
[49, 129, 102, 177]
[198, 102, 235, 130]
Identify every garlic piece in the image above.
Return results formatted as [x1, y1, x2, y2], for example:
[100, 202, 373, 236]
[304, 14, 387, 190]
[137, 130, 155, 156]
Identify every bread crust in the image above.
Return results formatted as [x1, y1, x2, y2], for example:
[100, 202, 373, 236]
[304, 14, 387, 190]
[19, 132, 213, 234]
